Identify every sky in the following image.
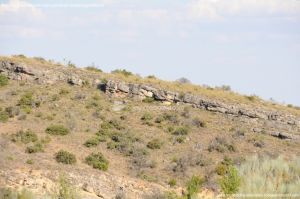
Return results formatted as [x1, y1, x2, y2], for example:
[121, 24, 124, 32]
[0, 0, 300, 105]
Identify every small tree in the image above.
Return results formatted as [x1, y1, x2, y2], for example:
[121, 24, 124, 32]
[186, 175, 204, 199]
[219, 165, 241, 197]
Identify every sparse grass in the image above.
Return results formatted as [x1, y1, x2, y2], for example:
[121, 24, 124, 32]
[46, 125, 70, 135]
[55, 150, 77, 164]
[0, 74, 9, 87]
[85, 152, 109, 171]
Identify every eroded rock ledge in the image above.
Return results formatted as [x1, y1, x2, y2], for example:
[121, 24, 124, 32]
[1, 60, 299, 132]
[104, 80, 300, 129]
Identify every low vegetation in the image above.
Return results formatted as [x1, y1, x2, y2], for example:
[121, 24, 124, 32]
[0, 74, 8, 87]
[45, 125, 70, 135]
[237, 155, 300, 196]
[26, 142, 44, 153]
[55, 150, 77, 164]
[85, 152, 109, 171]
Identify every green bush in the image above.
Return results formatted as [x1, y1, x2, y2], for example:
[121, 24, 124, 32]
[172, 126, 189, 135]
[55, 150, 77, 164]
[186, 175, 204, 199]
[26, 142, 44, 153]
[219, 165, 241, 196]
[141, 113, 153, 121]
[46, 125, 70, 135]
[111, 69, 132, 76]
[54, 174, 79, 199]
[84, 136, 100, 147]
[11, 130, 38, 144]
[85, 152, 109, 171]
[59, 88, 70, 95]
[147, 139, 163, 149]
[85, 66, 102, 73]
[18, 92, 34, 108]
[0, 74, 8, 87]
[0, 111, 9, 122]
[168, 179, 177, 187]
[101, 119, 124, 130]
[142, 97, 155, 103]
[0, 187, 35, 199]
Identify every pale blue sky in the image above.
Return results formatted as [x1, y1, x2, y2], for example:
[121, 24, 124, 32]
[0, 0, 300, 105]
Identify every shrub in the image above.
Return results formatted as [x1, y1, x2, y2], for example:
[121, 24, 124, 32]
[54, 174, 79, 199]
[168, 179, 177, 187]
[5, 106, 20, 117]
[26, 159, 34, 164]
[26, 142, 44, 153]
[176, 77, 191, 84]
[11, 130, 38, 144]
[208, 136, 237, 153]
[238, 155, 300, 195]
[142, 97, 155, 103]
[46, 125, 70, 135]
[0, 74, 8, 87]
[101, 120, 123, 130]
[155, 116, 164, 123]
[172, 126, 189, 136]
[192, 118, 206, 128]
[111, 69, 132, 76]
[59, 88, 70, 95]
[141, 113, 153, 121]
[219, 165, 241, 196]
[18, 92, 34, 108]
[84, 137, 100, 147]
[0, 188, 35, 199]
[163, 113, 179, 124]
[186, 175, 204, 199]
[147, 75, 156, 79]
[147, 139, 163, 149]
[85, 152, 109, 171]
[0, 111, 9, 122]
[85, 66, 102, 73]
[55, 150, 77, 164]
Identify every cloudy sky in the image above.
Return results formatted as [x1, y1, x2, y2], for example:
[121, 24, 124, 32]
[0, 0, 300, 105]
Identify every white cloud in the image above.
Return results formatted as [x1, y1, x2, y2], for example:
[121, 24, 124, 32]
[0, 0, 43, 18]
[188, 0, 300, 20]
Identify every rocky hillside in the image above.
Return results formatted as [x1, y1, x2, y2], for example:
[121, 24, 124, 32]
[0, 55, 300, 198]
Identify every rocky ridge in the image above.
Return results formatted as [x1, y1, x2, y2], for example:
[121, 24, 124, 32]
[1, 59, 299, 140]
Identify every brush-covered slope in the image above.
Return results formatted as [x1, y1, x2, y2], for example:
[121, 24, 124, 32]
[0, 55, 300, 199]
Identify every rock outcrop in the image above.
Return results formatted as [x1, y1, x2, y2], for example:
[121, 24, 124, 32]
[104, 80, 300, 132]
[1, 59, 299, 136]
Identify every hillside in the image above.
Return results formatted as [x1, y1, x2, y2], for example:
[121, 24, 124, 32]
[0, 55, 300, 199]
